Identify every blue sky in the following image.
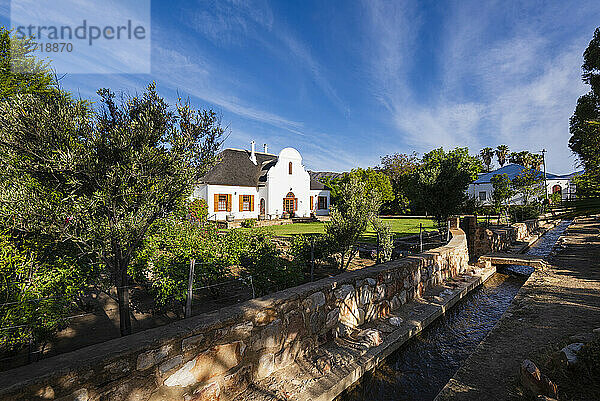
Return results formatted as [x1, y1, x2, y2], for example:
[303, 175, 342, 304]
[2, 0, 599, 173]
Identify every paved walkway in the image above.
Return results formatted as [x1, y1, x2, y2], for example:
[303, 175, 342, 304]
[436, 217, 600, 401]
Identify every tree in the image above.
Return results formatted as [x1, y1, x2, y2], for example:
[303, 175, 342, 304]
[409, 148, 482, 226]
[319, 175, 343, 205]
[569, 27, 600, 196]
[325, 176, 380, 270]
[530, 154, 544, 170]
[345, 168, 394, 204]
[512, 168, 544, 205]
[378, 152, 420, 214]
[509, 151, 534, 168]
[495, 145, 510, 167]
[0, 27, 57, 98]
[0, 29, 95, 351]
[324, 168, 393, 212]
[490, 173, 514, 217]
[480, 147, 494, 172]
[0, 84, 224, 336]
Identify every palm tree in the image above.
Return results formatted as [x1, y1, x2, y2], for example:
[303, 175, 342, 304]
[522, 152, 534, 169]
[480, 147, 494, 172]
[509, 150, 533, 168]
[495, 145, 509, 167]
[530, 154, 544, 170]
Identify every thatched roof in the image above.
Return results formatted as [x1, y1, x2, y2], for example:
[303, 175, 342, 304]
[200, 149, 277, 187]
[200, 148, 334, 190]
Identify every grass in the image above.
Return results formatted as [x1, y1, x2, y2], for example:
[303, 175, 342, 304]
[260, 218, 437, 243]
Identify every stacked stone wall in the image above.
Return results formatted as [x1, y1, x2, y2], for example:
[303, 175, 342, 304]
[471, 218, 542, 260]
[0, 228, 469, 401]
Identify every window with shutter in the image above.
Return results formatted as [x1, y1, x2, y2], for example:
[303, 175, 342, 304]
[216, 194, 228, 211]
[241, 195, 251, 211]
[318, 196, 327, 210]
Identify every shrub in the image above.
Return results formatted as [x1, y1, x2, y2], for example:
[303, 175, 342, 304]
[289, 234, 334, 270]
[0, 232, 90, 352]
[579, 336, 600, 378]
[371, 218, 393, 262]
[130, 220, 231, 308]
[325, 177, 380, 270]
[132, 223, 304, 306]
[511, 204, 541, 222]
[238, 230, 303, 296]
[241, 219, 256, 228]
[549, 192, 562, 205]
[188, 198, 208, 224]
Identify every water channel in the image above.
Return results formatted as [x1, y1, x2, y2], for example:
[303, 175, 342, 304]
[338, 220, 571, 401]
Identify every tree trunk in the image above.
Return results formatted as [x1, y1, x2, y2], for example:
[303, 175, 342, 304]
[117, 266, 132, 336]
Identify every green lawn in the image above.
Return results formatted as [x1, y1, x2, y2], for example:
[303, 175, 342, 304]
[262, 218, 436, 243]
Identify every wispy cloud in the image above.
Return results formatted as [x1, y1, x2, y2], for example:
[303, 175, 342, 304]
[152, 45, 304, 132]
[183, 0, 348, 115]
[361, 0, 593, 172]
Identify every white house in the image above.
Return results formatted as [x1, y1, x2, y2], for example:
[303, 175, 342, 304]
[468, 164, 581, 205]
[192, 142, 331, 221]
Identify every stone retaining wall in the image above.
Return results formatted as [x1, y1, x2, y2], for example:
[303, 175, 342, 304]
[470, 219, 542, 260]
[0, 228, 469, 401]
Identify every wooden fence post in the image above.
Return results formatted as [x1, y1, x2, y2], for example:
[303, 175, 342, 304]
[310, 236, 315, 282]
[419, 223, 423, 253]
[185, 259, 195, 318]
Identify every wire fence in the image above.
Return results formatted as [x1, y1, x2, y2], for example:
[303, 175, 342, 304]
[0, 271, 256, 369]
[0, 220, 452, 370]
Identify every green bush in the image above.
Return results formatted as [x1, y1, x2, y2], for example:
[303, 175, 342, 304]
[0, 232, 90, 352]
[188, 198, 208, 224]
[549, 192, 562, 205]
[239, 230, 303, 296]
[132, 223, 304, 306]
[371, 218, 393, 262]
[288, 234, 334, 270]
[241, 219, 256, 228]
[130, 220, 231, 307]
[511, 204, 541, 222]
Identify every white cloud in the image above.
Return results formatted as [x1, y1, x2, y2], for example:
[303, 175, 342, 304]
[184, 0, 348, 115]
[361, 0, 593, 173]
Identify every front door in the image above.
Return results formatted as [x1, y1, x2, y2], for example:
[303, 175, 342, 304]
[283, 192, 297, 216]
[260, 198, 265, 216]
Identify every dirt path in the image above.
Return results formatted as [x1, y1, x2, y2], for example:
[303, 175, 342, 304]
[436, 217, 600, 401]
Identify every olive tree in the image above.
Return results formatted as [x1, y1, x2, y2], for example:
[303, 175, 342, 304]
[0, 84, 224, 336]
[490, 173, 514, 223]
[325, 176, 380, 270]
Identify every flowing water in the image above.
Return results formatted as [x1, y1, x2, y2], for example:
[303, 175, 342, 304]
[338, 220, 571, 401]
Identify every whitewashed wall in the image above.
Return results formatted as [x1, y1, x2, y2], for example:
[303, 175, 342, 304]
[192, 147, 331, 220]
[310, 189, 330, 216]
[266, 148, 311, 218]
[468, 177, 576, 205]
[193, 184, 260, 221]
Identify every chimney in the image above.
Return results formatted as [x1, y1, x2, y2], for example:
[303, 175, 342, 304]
[250, 141, 257, 164]
[263, 143, 268, 153]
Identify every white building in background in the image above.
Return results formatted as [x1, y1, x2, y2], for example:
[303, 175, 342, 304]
[193, 142, 332, 221]
[468, 164, 581, 205]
